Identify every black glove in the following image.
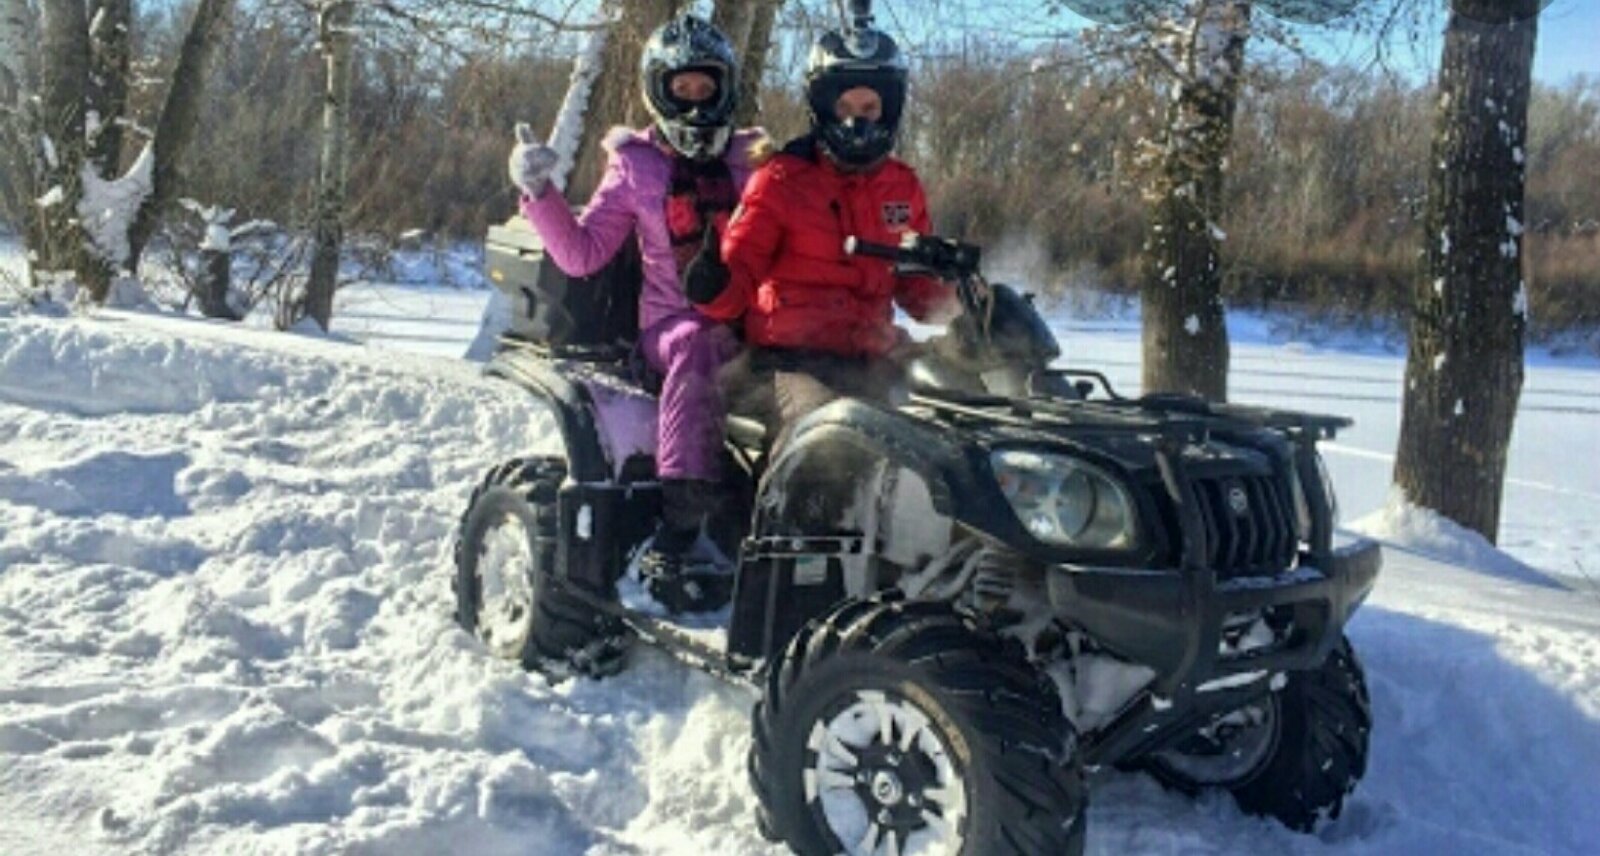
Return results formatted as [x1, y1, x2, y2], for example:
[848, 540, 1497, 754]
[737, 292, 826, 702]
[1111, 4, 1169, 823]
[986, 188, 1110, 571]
[681, 225, 731, 306]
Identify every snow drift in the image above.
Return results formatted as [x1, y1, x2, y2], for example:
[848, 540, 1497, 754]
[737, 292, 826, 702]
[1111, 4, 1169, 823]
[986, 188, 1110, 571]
[1, 311, 1598, 854]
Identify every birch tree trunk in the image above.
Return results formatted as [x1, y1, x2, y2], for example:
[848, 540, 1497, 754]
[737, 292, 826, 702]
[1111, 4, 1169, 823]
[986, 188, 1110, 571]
[303, 0, 355, 331]
[1139, 0, 1250, 402]
[1393, 0, 1539, 542]
[125, 0, 236, 268]
[569, 0, 685, 199]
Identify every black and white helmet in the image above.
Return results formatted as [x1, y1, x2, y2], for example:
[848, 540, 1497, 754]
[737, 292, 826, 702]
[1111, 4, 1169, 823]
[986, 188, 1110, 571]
[640, 15, 739, 161]
[805, 11, 908, 167]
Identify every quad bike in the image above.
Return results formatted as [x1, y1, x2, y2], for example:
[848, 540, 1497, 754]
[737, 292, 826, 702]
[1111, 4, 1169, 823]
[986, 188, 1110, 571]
[454, 220, 1380, 855]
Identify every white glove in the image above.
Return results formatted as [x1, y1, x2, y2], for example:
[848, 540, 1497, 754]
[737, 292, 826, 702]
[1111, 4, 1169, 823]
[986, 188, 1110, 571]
[509, 122, 559, 198]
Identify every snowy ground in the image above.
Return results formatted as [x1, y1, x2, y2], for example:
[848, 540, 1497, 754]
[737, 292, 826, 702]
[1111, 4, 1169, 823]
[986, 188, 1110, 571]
[1, 266, 1598, 853]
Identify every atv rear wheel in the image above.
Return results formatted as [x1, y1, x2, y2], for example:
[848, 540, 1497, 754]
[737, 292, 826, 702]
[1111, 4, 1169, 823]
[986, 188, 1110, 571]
[1146, 636, 1371, 831]
[453, 457, 628, 677]
[749, 597, 1085, 855]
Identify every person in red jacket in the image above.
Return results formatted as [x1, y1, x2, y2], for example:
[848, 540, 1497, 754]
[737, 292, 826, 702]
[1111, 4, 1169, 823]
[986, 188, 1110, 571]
[681, 19, 960, 445]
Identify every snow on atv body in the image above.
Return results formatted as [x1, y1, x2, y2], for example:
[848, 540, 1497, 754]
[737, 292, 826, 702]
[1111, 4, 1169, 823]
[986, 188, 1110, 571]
[455, 222, 1381, 854]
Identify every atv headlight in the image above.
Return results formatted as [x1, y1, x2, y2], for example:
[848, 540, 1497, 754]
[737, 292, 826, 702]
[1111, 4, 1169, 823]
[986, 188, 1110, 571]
[991, 450, 1138, 550]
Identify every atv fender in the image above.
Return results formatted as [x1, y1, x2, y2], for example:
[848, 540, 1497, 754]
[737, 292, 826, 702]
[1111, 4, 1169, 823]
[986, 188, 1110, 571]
[485, 349, 612, 484]
[728, 399, 1004, 660]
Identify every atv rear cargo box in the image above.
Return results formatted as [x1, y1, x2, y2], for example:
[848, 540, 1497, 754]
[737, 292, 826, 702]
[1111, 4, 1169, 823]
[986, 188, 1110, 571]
[485, 218, 641, 356]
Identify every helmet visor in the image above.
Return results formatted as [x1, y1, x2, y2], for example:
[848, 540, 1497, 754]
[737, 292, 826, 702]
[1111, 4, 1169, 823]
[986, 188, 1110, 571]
[665, 67, 725, 114]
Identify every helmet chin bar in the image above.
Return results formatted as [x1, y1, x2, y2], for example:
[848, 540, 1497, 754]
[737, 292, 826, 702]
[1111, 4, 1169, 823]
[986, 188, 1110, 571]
[819, 117, 895, 167]
[658, 123, 733, 161]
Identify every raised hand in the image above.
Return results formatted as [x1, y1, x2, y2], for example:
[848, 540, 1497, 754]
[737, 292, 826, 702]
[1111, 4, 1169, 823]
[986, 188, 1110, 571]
[508, 122, 560, 197]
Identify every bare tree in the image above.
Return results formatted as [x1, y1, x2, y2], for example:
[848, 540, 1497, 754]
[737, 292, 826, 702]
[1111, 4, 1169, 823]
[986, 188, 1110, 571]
[36, 0, 123, 298]
[5, 0, 235, 303]
[125, 0, 238, 269]
[1136, 0, 1251, 402]
[1394, 0, 1541, 542]
[303, 0, 356, 330]
[711, 0, 758, 49]
[719, 0, 783, 127]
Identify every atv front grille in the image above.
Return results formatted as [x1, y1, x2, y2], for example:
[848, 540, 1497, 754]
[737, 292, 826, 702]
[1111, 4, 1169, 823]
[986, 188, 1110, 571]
[1189, 473, 1298, 578]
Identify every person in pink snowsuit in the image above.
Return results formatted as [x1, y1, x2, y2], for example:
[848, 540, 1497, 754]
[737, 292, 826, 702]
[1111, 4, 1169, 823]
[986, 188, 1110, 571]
[509, 14, 759, 587]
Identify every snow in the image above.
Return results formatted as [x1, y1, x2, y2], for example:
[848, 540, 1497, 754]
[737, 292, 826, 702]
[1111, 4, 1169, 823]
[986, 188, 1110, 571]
[2, 250, 1600, 853]
[1349, 490, 1563, 589]
[0, 310, 775, 854]
[1184, 313, 1201, 335]
[180, 201, 237, 253]
[548, 28, 608, 194]
[78, 144, 156, 271]
[1047, 653, 1156, 733]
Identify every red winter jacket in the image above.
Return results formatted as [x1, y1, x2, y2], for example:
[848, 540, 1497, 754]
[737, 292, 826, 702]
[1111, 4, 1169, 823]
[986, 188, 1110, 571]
[697, 137, 959, 357]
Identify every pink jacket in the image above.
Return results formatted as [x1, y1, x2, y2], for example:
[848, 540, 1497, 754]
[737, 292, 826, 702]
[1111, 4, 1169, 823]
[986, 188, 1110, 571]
[521, 126, 763, 332]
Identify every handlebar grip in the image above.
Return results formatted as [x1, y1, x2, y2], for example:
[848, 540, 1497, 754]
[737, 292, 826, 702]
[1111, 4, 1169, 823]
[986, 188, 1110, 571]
[843, 236, 903, 262]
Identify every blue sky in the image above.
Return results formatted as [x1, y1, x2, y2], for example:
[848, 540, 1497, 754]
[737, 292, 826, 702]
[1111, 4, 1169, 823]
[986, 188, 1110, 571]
[1530, 0, 1598, 84]
[865, 0, 1597, 86]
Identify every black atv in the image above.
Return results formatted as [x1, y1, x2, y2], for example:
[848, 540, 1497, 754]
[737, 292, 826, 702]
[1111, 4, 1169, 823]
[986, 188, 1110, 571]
[453, 221, 1380, 855]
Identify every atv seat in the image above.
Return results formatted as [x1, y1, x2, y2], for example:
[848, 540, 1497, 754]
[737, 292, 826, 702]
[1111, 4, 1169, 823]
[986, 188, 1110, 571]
[725, 414, 768, 452]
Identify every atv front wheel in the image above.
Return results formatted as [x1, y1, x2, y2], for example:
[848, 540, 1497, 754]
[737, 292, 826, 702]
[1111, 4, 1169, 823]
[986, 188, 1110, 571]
[750, 597, 1085, 855]
[1146, 636, 1371, 831]
[453, 457, 628, 677]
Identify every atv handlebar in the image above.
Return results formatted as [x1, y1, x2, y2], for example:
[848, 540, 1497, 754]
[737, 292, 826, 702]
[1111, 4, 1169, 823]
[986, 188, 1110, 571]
[844, 235, 984, 280]
[845, 234, 992, 334]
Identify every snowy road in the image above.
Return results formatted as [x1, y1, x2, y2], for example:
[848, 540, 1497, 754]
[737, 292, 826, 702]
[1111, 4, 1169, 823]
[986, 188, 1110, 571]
[1, 309, 1597, 854]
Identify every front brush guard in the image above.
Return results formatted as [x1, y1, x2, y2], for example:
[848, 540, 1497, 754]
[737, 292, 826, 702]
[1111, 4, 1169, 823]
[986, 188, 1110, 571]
[1054, 538, 1379, 766]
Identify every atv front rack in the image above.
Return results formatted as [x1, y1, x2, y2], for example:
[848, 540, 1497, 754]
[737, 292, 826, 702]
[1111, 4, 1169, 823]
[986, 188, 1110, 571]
[910, 384, 1352, 442]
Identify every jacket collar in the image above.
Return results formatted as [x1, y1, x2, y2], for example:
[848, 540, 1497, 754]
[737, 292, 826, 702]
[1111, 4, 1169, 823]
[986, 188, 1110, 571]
[781, 133, 890, 177]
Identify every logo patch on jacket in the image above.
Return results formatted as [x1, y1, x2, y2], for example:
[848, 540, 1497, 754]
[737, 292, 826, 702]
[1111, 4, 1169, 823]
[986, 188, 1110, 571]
[881, 201, 912, 230]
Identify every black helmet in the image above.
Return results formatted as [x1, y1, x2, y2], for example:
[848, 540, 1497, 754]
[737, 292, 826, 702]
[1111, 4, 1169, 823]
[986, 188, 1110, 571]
[640, 15, 739, 161]
[805, 17, 907, 167]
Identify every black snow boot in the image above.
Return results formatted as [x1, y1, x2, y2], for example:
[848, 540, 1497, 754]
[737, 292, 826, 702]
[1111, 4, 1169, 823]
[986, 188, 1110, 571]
[638, 479, 735, 613]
